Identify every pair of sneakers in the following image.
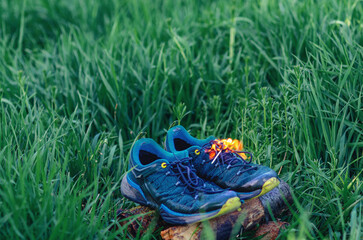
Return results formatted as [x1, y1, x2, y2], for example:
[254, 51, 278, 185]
[121, 125, 280, 225]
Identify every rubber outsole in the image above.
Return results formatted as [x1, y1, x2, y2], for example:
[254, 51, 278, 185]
[236, 177, 280, 200]
[121, 174, 241, 225]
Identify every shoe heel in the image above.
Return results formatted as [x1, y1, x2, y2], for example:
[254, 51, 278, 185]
[121, 174, 149, 206]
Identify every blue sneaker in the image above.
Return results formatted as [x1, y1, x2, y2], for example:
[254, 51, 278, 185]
[121, 138, 241, 225]
[165, 126, 280, 200]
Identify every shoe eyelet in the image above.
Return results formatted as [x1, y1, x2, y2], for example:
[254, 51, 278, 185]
[227, 165, 231, 170]
[202, 160, 205, 164]
[165, 171, 170, 176]
[194, 149, 200, 155]
[236, 170, 241, 176]
[175, 181, 180, 186]
[215, 163, 219, 167]
[161, 162, 167, 168]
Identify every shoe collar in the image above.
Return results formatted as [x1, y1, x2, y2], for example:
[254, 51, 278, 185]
[166, 125, 215, 152]
[130, 138, 189, 171]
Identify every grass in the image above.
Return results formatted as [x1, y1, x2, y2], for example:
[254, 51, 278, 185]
[0, 0, 362, 239]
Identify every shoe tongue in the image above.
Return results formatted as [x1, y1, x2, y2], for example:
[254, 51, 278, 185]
[171, 149, 189, 160]
[186, 146, 200, 152]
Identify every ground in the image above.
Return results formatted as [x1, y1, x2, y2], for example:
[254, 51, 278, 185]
[0, 0, 362, 239]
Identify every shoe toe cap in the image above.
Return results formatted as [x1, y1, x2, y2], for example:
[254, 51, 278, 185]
[237, 168, 278, 192]
[199, 190, 237, 212]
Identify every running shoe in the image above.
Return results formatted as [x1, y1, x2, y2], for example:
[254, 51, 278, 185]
[121, 138, 241, 225]
[165, 125, 280, 200]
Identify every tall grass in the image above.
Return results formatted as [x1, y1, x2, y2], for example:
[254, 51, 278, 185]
[0, 0, 362, 239]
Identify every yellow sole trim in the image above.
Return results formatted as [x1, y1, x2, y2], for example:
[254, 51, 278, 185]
[205, 197, 241, 221]
[252, 177, 280, 199]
